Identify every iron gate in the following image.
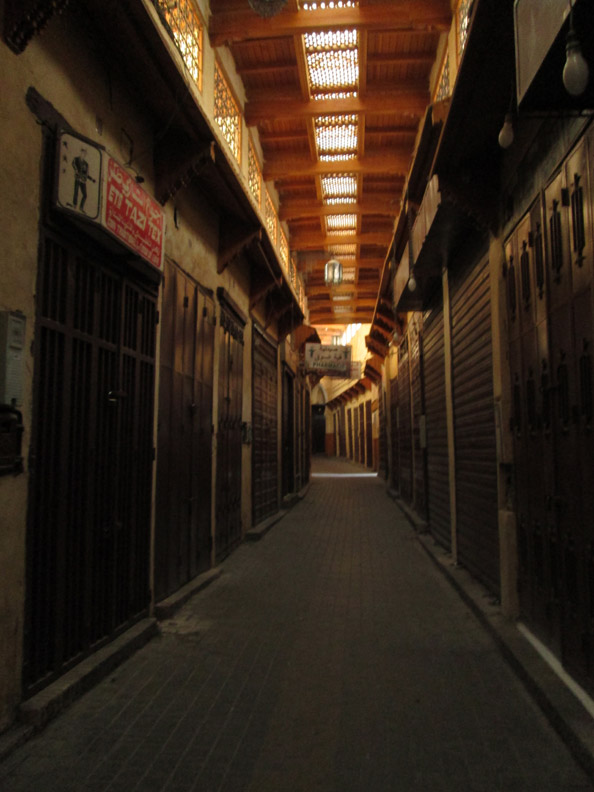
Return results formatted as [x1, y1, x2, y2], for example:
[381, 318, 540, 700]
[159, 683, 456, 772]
[252, 329, 278, 523]
[155, 262, 214, 601]
[25, 228, 157, 693]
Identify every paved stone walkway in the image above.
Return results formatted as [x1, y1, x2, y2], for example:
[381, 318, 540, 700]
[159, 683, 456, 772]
[1, 457, 593, 791]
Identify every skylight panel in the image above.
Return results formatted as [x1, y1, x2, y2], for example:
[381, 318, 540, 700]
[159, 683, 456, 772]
[315, 115, 358, 157]
[321, 174, 357, 200]
[304, 29, 359, 98]
[301, 1, 358, 9]
[327, 214, 357, 231]
[328, 244, 357, 255]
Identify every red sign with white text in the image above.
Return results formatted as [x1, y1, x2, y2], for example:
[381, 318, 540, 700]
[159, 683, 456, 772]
[103, 157, 164, 271]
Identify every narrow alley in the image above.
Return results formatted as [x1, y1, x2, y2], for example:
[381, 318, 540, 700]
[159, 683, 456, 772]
[0, 458, 591, 792]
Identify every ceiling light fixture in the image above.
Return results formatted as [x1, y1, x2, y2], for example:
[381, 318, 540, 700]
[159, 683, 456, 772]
[325, 258, 343, 286]
[248, 0, 287, 18]
[563, 1, 589, 97]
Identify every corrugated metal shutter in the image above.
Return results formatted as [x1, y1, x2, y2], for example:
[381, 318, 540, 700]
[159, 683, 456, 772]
[398, 338, 413, 504]
[379, 388, 388, 478]
[389, 375, 399, 490]
[410, 319, 427, 519]
[423, 297, 450, 550]
[451, 254, 499, 594]
[253, 329, 278, 523]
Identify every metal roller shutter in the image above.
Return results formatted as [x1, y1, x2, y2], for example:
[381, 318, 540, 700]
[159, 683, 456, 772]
[451, 254, 499, 594]
[398, 338, 413, 505]
[423, 298, 450, 550]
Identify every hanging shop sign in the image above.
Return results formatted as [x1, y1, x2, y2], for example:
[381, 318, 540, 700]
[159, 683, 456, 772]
[55, 131, 165, 272]
[305, 343, 352, 378]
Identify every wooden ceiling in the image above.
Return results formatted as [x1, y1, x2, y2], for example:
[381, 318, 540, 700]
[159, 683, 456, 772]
[209, 0, 451, 327]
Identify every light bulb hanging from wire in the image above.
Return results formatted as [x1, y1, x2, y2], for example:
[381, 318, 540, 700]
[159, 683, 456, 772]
[325, 258, 343, 286]
[563, 1, 589, 96]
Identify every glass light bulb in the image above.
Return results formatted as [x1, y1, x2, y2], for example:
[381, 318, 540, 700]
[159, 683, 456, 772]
[408, 275, 417, 293]
[498, 114, 514, 149]
[563, 34, 589, 96]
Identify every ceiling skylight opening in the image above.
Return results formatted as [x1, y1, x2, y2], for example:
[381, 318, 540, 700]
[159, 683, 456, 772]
[326, 196, 356, 205]
[332, 293, 354, 301]
[304, 29, 359, 98]
[301, 1, 358, 10]
[328, 243, 357, 255]
[327, 214, 357, 232]
[341, 267, 356, 282]
[333, 305, 353, 315]
[321, 174, 357, 201]
[315, 114, 358, 159]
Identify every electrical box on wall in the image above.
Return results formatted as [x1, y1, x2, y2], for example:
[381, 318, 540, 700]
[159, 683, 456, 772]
[0, 310, 26, 407]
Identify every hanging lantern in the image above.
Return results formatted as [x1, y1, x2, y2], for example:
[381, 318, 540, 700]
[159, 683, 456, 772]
[325, 258, 343, 286]
[248, 0, 288, 17]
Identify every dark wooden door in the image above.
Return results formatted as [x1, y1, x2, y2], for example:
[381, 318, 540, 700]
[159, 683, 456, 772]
[25, 228, 156, 693]
[215, 300, 244, 560]
[347, 407, 353, 460]
[252, 329, 278, 523]
[365, 400, 373, 469]
[155, 262, 214, 601]
[282, 368, 295, 496]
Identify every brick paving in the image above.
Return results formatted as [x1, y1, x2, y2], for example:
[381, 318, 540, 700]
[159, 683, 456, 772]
[1, 456, 593, 791]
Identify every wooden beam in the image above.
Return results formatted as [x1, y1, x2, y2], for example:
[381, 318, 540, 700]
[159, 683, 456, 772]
[266, 153, 412, 181]
[290, 231, 391, 248]
[247, 92, 428, 126]
[209, 4, 452, 46]
[280, 197, 400, 221]
[367, 52, 436, 67]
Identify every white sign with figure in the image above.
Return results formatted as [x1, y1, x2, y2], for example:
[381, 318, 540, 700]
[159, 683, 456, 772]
[56, 132, 102, 221]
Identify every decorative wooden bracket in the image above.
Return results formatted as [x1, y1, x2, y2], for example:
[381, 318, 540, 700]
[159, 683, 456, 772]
[264, 299, 292, 330]
[218, 225, 262, 275]
[249, 276, 281, 311]
[365, 334, 389, 359]
[154, 136, 215, 205]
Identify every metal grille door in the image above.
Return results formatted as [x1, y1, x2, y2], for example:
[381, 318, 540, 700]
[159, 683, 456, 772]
[252, 329, 278, 523]
[25, 229, 156, 693]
